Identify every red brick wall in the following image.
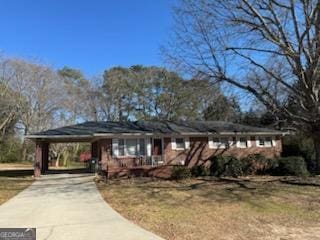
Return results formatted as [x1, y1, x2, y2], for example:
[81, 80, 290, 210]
[97, 136, 282, 169]
[164, 136, 282, 167]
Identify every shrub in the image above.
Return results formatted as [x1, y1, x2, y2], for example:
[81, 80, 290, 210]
[0, 137, 24, 163]
[191, 165, 210, 177]
[171, 166, 192, 180]
[210, 156, 243, 177]
[273, 156, 309, 176]
[210, 156, 227, 177]
[224, 157, 243, 177]
[241, 154, 277, 175]
[282, 135, 316, 173]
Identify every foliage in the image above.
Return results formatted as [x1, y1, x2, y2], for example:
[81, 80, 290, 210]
[171, 166, 192, 180]
[241, 154, 277, 175]
[191, 165, 210, 177]
[203, 95, 241, 122]
[273, 157, 309, 177]
[0, 136, 24, 163]
[210, 155, 309, 177]
[210, 156, 243, 177]
[240, 110, 277, 128]
[282, 135, 316, 173]
[102, 66, 235, 121]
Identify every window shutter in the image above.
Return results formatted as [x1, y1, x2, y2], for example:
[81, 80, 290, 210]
[112, 138, 119, 157]
[272, 137, 277, 147]
[185, 137, 190, 149]
[236, 137, 240, 148]
[208, 137, 214, 149]
[171, 138, 176, 150]
[247, 137, 252, 147]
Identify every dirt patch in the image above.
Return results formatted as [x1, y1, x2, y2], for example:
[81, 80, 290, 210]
[97, 177, 320, 240]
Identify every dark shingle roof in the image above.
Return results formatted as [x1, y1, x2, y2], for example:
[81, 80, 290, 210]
[29, 120, 282, 138]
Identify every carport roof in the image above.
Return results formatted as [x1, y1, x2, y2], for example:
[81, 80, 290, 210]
[26, 120, 284, 142]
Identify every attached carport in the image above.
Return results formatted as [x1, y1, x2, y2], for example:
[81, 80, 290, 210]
[26, 121, 160, 178]
[28, 135, 97, 177]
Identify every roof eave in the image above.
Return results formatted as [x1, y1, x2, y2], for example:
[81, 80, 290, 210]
[25, 134, 93, 139]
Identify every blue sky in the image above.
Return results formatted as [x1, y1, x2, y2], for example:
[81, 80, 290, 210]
[0, 0, 174, 77]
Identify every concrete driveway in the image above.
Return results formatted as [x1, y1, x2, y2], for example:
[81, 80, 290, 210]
[0, 174, 164, 240]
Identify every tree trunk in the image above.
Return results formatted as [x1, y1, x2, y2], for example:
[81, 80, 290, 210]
[56, 153, 61, 167]
[63, 151, 69, 167]
[22, 131, 28, 162]
[313, 135, 320, 174]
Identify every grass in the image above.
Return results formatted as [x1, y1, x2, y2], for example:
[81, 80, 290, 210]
[0, 176, 34, 205]
[0, 161, 87, 170]
[97, 176, 320, 240]
[0, 162, 33, 169]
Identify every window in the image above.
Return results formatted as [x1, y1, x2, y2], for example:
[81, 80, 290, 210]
[119, 139, 125, 156]
[257, 137, 272, 147]
[114, 138, 146, 157]
[176, 138, 185, 149]
[210, 137, 229, 149]
[265, 137, 272, 147]
[139, 138, 145, 155]
[258, 137, 265, 146]
[126, 139, 137, 156]
[239, 137, 248, 148]
[221, 138, 229, 148]
[212, 138, 220, 148]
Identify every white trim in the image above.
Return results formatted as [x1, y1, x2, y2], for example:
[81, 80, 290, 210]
[146, 137, 152, 157]
[247, 137, 252, 147]
[185, 137, 190, 149]
[208, 137, 214, 149]
[171, 138, 176, 150]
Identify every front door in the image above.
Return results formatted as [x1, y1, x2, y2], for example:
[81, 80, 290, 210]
[153, 138, 162, 156]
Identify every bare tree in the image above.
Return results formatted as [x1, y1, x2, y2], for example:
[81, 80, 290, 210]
[0, 59, 27, 138]
[5, 59, 64, 134]
[166, 0, 320, 172]
[3, 59, 64, 161]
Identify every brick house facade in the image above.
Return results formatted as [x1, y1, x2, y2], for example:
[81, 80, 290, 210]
[27, 121, 284, 178]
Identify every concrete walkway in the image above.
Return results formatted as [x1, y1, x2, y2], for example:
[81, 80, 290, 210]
[0, 174, 164, 240]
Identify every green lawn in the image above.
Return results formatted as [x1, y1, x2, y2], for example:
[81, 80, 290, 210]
[97, 177, 320, 240]
[0, 176, 34, 205]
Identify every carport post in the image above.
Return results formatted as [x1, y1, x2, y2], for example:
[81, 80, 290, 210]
[35, 141, 49, 177]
